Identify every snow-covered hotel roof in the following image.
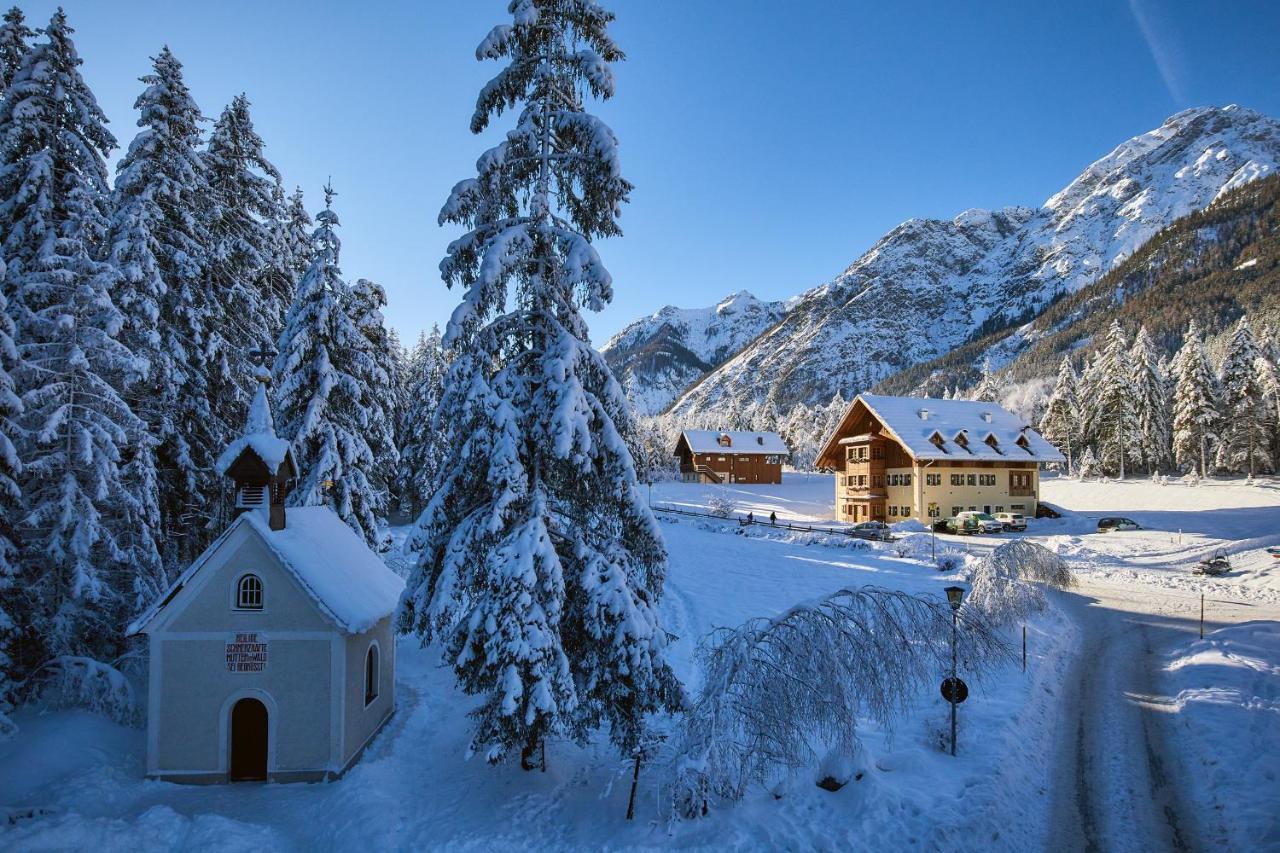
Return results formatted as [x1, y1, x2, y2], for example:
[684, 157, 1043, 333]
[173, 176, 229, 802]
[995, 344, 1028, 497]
[677, 429, 791, 455]
[818, 394, 1065, 465]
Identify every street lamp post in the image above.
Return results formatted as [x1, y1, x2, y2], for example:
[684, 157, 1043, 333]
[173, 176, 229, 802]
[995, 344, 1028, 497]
[944, 585, 966, 756]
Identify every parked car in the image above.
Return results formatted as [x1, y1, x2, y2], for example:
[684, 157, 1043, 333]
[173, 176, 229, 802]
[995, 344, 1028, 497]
[993, 511, 1027, 531]
[946, 511, 1004, 535]
[851, 521, 892, 541]
[1097, 517, 1142, 533]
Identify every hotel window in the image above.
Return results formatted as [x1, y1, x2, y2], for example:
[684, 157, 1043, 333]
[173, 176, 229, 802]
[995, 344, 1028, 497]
[951, 474, 964, 486]
[966, 474, 976, 486]
[889, 506, 898, 517]
[995, 505, 1005, 513]
[951, 506, 962, 516]
[871, 446, 884, 460]
[927, 473, 941, 486]
[1011, 504, 1025, 511]
[901, 473, 911, 486]
[928, 506, 941, 518]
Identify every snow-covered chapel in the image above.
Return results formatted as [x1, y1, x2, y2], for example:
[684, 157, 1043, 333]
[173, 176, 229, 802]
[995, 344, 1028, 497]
[127, 366, 404, 783]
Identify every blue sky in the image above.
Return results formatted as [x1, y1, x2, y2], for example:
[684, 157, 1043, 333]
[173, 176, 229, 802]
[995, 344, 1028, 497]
[20, 0, 1280, 345]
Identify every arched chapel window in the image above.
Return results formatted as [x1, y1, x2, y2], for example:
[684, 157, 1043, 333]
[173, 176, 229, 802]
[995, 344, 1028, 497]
[236, 574, 264, 611]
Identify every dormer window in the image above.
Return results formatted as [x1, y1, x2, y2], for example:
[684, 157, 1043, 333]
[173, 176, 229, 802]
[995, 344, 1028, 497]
[236, 574, 264, 611]
[1016, 434, 1032, 454]
[929, 431, 946, 452]
[718, 434, 732, 447]
[953, 431, 970, 452]
[983, 433, 1003, 454]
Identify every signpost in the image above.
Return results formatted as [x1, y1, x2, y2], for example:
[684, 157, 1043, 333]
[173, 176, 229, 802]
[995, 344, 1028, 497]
[940, 677, 968, 704]
[943, 586, 966, 756]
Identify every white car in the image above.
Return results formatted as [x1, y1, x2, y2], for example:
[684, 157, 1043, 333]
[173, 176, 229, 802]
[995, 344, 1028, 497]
[994, 511, 1026, 531]
[950, 511, 1004, 534]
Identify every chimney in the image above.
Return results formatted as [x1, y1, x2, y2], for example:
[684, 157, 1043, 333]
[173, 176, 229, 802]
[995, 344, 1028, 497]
[981, 411, 993, 423]
[919, 408, 929, 421]
[757, 435, 764, 445]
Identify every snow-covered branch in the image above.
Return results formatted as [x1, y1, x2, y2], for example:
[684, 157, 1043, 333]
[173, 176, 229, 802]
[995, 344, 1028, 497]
[671, 586, 1013, 817]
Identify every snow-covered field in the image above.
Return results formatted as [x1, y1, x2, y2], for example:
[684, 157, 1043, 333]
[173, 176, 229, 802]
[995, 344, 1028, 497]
[2, 472, 1278, 851]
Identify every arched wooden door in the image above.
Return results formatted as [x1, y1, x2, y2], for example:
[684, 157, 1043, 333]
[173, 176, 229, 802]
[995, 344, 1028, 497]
[229, 698, 268, 781]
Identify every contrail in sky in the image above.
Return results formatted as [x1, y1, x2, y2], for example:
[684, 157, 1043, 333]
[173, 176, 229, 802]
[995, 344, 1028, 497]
[1127, 0, 1186, 104]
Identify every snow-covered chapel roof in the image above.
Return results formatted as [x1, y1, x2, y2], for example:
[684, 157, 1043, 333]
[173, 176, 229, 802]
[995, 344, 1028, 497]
[215, 375, 293, 476]
[128, 507, 405, 636]
[677, 430, 791, 456]
[820, 394, 1065, 465]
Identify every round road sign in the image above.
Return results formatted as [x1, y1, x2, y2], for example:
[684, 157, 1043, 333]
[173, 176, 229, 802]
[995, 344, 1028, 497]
[941, 677, 969, 704]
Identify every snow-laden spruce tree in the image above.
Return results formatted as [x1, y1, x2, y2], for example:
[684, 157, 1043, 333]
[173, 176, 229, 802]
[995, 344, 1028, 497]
[204, 95, 284, 431]
[0, 278, 21, 737]
[0, 10, 160, 663]
[281, 185, 312, 284]
[105, 46, 217, 568]
[397, 326, 448, 516]
[1081, 321, 1141, 477]
[0, 6, 32, 93]
[348, 277, 400, 506]
[1130, 325, 1171, 474]
[1171, 320, 1220, 476]
[400, 0, 681, 768]
[1038, 355, 1079, 472]
[1258, 324, 1280, 465]
[970, 358, 1001, 403]
[1214, 316, 1273, 476]
[274, 186, 387, 547]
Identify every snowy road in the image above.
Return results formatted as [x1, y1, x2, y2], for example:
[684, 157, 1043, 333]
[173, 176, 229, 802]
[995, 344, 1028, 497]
[1046, 580, 1280, 852]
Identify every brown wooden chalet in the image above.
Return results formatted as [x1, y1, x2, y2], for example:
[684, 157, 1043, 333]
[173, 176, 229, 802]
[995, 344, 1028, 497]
[673, 430, 791, 484]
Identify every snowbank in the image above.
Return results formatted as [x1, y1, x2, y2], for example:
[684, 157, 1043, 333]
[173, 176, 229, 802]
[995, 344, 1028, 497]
[1164, 621, 1280, 849]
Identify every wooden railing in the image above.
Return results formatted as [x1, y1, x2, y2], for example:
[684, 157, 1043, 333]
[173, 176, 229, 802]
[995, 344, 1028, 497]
[693, 464, 722, 484]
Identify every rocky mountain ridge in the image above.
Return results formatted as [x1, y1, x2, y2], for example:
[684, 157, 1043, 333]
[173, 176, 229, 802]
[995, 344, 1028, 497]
[601, 289, 791, 414]
[624, 105, 1280, 421]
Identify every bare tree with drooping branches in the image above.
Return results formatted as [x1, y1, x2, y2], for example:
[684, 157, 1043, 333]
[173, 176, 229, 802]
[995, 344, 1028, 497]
[671, 586, 1013, 817]
[965, 539, 1074, 626]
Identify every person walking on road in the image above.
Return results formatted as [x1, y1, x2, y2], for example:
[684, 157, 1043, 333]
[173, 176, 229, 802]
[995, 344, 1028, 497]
[769, 511, 777, 526]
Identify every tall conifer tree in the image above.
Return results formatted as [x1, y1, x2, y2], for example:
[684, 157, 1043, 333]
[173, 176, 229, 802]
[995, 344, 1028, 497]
[401, 0, 680, 768]
[274, 186, 386, 547]
[1215, 316, 1273, 475]
[0, 278, 21, 735]
[0, 11, 156, 663]
[1171, 320, 1220, 476]
[348, 277, 400, 512]
[1083, 321, 1140, 477]
[1039, 355, 1079, 472]
[1129, 325, 1171, 474]
[204, 95, 283, 429]
[397, 326, 448, 515]
[106, 46, 215, 567]
[0, 6, 32, 93]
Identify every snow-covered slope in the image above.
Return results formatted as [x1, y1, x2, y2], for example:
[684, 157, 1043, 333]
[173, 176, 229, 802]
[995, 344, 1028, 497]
[601, 289, 790, 414]
[660, 105, 1280, 420]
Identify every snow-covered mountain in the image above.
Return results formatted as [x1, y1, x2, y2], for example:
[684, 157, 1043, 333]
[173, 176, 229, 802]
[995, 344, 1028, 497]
[601, 290, 790, 414]
[653, 105, 1280, 421]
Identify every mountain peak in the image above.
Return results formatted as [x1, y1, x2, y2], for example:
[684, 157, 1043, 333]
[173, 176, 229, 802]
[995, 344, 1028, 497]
[655, 107, 1280, 422]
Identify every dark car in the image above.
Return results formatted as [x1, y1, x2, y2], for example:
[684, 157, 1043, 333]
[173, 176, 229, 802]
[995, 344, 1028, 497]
[1097, 517, 1141, 532]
